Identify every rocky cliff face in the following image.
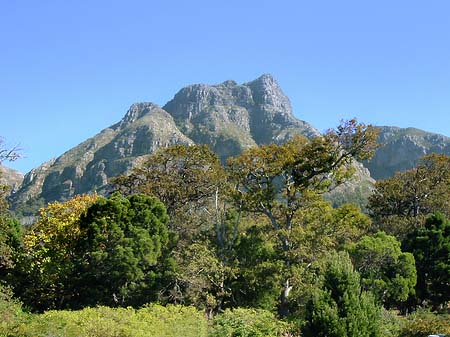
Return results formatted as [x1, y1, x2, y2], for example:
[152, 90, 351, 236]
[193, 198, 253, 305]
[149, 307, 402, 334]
[10, 75, 321, 209]
[163, 74, 320, 161]
[364, 126, 450, 179]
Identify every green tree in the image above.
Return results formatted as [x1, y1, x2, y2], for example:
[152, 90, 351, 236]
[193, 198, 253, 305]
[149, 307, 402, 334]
[16, 194, 98, 310]
[113, 144, 226, 240]
[227, 119, 378, 316]
[114, 144, 242, 315]
[346, 232, 416, 309]
[402, 213, 450, 309]
[0, 139, 23, 282]
[72, 193, 175, 308]
[368, 154, 450, 239]
[303, 252, 382, 337]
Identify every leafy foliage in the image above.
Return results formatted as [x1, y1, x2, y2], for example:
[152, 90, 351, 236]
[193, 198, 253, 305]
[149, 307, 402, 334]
[1, 304, 208, 337]
[346, 231, 416, 308]
[71, 193, 175, 308]
[227, 119, 378, 316]
[113, 144, 226, 240]
[398, 309, 450, 337]
[210, 308, 294, 337]
[369, 154, 450, 239]
[16, 194, 98, 310]
[303, 251, 382, 337]
[402, 213, 450, 309]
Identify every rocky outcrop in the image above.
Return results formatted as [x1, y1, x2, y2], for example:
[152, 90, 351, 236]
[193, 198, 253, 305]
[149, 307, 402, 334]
[364, 126, 450, 179]
[163, 74, 320, 161]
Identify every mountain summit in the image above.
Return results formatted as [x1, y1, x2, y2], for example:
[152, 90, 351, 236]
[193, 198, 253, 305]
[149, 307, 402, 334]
[10, 75, 320, 208]
[163, 74, 319, 160]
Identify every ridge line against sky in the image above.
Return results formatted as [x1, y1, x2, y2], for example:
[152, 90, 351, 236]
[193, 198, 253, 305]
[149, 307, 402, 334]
[1, 0, 450, 173]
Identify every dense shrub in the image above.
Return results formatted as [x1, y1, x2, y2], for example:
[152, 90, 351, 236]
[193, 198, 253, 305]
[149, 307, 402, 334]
[2, 304, 208, 337]
[399, 309, 450, 337]
[210, 308, 295, 337]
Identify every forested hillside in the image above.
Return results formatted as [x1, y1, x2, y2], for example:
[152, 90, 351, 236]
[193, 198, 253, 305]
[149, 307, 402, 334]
[1, 119, 449, 336]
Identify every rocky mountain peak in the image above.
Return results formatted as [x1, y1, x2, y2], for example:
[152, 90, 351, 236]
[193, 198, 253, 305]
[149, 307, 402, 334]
[244, 73, 293, 115]
[119, 102, 161, 128]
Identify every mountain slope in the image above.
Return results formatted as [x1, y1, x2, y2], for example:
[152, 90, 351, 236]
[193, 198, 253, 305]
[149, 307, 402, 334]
[0, 165, 24, 193]
[11, 103, 192, 207]
[365, 126, 450, 179]
[10, 75, 321, 209]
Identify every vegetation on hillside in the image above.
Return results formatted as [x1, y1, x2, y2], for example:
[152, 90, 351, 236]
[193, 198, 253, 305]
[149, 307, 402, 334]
[1, 121, 449, 336]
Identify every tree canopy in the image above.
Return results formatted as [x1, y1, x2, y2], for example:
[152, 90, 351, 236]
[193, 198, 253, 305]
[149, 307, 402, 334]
[402, 213, 450, 309]
[368, 154, 450, 239]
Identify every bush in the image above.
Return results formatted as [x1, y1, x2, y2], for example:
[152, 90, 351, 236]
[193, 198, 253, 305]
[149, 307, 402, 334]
[0, 284, 25, 335]
[399, 309, 450, 337]
[210, 308, 295, 337]
[3, 304, 208, 337]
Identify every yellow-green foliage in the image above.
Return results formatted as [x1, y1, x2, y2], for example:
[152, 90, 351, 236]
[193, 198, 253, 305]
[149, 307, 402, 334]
[210, 308, 295, 337]
[399, 310, 450, 337]
[0, 302, 299, 337]
[2, 304, 208, 337]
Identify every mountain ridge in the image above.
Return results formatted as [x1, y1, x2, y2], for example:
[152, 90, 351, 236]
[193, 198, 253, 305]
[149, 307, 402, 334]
[6, 75, 450, 212]
[9, 74, 320, 209]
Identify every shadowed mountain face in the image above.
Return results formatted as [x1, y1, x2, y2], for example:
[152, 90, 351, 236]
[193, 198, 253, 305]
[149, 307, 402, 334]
[365, 126, 450, 179]
[9, 75, 320, 208]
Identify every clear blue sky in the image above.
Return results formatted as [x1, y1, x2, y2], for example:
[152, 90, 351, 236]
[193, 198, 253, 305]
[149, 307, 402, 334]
[1, 0, 450, 173]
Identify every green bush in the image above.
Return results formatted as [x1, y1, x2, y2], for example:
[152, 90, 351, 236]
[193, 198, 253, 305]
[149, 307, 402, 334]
[210, 308, 295, 337]
[3, 304, 208, 337]
[399, 309, 450, 337]
[0, 284, 26, 336]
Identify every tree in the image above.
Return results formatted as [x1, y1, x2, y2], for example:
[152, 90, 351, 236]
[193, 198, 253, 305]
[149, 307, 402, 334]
[113, 144, 227, 240]
[368, 154, 450, 239]
[346, 231, 416, 309]
[71, 193, 175, 308]
[227, 119, 378, 316]
[0, 138, 20, 163]
[402, 213, 450, 309]
[17, 194, 98, 310]
[303, 251, 382, 337]
[0, 138, 22, 275]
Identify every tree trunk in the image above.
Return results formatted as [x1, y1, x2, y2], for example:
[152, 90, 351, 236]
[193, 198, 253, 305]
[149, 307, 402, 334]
[278, 278, 293, 318]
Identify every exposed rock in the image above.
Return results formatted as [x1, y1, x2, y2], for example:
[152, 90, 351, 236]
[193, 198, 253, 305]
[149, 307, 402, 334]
[10, 103, 192, 207]
[163, 74, 320, 161]
[9, 75, 396, 212]
[364, 126, 450, 179]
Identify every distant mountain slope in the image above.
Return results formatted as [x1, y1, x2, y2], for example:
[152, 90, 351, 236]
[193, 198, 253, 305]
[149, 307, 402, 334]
[9, 75, 321, 209]
[365, 126, 450, 179]
[0, 165, 24, 193]
[11, 103, 192, 207]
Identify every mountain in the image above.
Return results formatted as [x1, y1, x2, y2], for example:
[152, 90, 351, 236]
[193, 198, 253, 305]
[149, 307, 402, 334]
[10, 103, 192, 207]
[0, 165, 24, 192]
[364, 126, 450, 179]
[10, 75, 322, 209]
[163, 74, 320, 161]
